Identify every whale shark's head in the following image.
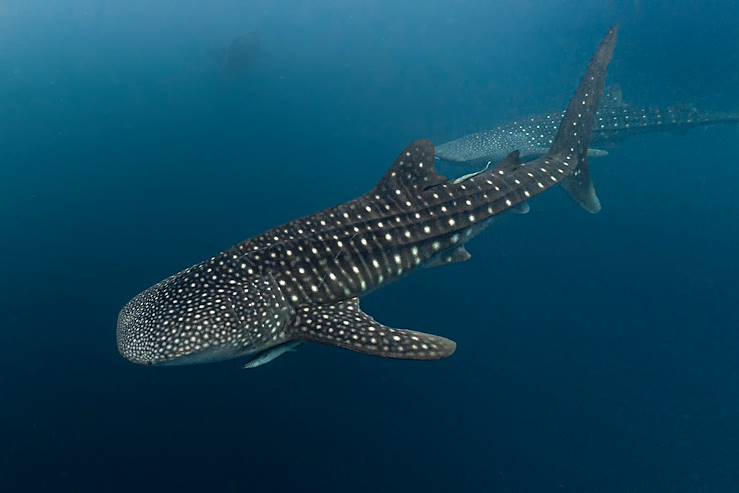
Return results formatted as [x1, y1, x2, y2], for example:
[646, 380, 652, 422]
[117, 259, 294, 366]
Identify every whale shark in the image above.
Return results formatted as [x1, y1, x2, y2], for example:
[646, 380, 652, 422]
[436, 89, 739, 165]
[117, 27, 618, 368]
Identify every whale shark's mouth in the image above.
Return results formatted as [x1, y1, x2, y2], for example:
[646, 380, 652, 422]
[156, 345, 246, 366]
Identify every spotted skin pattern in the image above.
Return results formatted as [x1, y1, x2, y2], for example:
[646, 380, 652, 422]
[437, 97, 739, 165]
[117, 27, 619, 368]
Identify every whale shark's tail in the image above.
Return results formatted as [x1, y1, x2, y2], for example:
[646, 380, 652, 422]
[547, 26, 619, 213]
[692, 108, 739, 127]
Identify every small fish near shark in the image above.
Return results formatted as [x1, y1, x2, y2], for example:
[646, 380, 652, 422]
[436, 87, 739, 165]
[117, 27, 619, 369]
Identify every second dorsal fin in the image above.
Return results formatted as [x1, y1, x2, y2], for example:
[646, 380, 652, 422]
[374, 140, 447, 194]
[603, 84, 627, 107]
[498, 150, 522, 171]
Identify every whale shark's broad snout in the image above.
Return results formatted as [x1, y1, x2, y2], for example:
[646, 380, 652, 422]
[117, 261, 296, 366]
[117, 287, 158, 365]
[116, 277, 233, 366]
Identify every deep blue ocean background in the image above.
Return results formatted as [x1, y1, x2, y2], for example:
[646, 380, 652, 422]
[3, 1, 739, 491]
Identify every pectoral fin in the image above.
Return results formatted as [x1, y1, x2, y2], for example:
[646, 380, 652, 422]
[293, 299, 456, 360]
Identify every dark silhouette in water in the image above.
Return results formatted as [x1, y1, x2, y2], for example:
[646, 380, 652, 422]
[223, 32, 260, 78]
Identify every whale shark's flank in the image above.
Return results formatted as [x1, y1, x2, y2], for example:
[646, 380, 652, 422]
[117, 27, 618, 368]
[436, 90, 739, 165]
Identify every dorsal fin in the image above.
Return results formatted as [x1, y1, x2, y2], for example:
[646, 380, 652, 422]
[497, 150, 522, 171]
[374, 140, 447, 194]
[603, 84, 627, 107]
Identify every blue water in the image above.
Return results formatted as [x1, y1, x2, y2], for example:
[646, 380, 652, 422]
[3, 1, 739, 491]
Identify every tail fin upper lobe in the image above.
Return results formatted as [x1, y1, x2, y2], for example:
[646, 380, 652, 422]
[549, 26, 619, 213]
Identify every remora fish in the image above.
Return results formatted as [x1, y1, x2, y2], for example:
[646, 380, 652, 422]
[436, 88, 739, 165]
[117, 27, 618, 368]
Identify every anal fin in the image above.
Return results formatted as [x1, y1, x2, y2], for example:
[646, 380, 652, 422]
[293, 299, 456, 360]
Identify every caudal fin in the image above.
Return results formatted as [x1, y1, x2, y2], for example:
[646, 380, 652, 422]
[548, 26, 619, 213]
